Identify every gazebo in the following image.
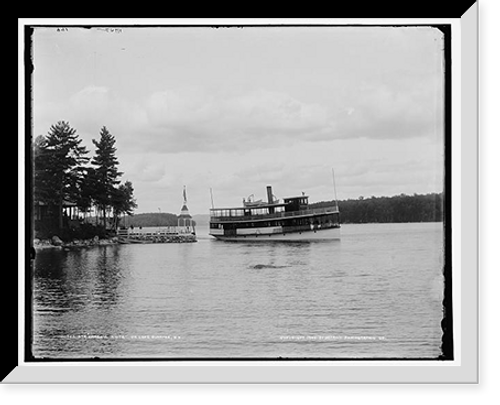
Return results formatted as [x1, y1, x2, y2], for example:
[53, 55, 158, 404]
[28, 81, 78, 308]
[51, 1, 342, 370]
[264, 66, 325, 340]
[177, 186, 194, 234]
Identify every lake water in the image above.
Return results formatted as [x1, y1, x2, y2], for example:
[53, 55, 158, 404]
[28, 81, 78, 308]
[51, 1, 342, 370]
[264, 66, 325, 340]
[32, 222, 445, 359]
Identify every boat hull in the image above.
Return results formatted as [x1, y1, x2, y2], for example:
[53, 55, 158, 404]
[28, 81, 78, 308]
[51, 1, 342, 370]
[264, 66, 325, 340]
[210, 226, 340, 242]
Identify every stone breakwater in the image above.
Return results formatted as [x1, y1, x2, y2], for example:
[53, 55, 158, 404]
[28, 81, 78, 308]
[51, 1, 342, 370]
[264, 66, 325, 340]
[33, 235, 119, 250]
[121, 234, 197, 244]
[33, 233, 197, 250]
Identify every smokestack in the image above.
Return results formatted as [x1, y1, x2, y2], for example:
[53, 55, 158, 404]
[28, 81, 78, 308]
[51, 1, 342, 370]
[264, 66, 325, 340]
[266, 185, 273, 204]
[266, 185, 275, 214]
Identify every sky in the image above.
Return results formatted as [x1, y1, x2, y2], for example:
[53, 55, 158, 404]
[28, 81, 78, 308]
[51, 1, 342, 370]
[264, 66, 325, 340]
[32, 25, 445, 215]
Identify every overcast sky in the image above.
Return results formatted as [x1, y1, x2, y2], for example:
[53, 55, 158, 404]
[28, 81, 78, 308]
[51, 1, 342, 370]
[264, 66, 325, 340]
[32, 25, 444, 215]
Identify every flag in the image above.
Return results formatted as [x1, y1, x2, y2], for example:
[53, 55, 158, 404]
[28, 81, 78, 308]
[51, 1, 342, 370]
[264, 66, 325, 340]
[183, 186, 187, 203]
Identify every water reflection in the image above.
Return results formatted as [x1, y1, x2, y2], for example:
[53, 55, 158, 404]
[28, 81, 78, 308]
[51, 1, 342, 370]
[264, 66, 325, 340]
[33, 223, 444, 359]
[35, 246, 123, 313]
[93, 246, 123, 310]
[34, 246, 129, 357]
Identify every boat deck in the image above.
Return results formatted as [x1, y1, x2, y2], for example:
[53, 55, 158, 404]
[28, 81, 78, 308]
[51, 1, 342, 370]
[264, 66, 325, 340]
[210, 205, 339, 223]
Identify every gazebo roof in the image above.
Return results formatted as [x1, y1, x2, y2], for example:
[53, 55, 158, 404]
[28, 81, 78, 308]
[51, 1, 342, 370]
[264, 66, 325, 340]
[178, 204, 192, 219]
[178, 186, 192, 220]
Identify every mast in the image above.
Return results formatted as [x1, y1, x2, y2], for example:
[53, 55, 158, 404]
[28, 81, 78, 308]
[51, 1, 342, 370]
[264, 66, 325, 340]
[210, 188, 215, 209]
[332, 168, 339, 211]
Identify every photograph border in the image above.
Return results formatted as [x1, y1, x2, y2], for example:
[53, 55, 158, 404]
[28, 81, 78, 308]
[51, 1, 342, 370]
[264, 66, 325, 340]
[9, 10, 477, 379]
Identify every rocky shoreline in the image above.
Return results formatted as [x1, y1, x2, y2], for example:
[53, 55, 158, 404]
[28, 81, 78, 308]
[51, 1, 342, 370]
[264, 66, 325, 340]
[34, 235, 119, 250]
[34, 233, 197, 250]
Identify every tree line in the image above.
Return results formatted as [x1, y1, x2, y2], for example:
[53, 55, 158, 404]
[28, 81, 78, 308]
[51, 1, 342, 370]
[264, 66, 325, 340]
[310, 193, 443, 224]
[34, 121, 137, 236]
[120, 212, 181, 228]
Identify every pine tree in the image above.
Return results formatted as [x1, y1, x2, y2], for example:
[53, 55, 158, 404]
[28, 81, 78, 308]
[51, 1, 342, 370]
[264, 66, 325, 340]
[34, 135, 51, 206]
[91, 126, 123, 228]
[73, 167, 98, 219]
[111, 180, 137, 230]
[34, 121, 89, 232]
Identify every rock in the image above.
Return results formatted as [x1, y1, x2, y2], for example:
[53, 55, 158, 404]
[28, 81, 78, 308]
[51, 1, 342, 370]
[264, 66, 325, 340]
[51, 235, 63, 246]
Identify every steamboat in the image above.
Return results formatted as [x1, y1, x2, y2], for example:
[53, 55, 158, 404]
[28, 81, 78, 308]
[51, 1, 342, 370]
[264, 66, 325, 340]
[209, 185, 340, 241]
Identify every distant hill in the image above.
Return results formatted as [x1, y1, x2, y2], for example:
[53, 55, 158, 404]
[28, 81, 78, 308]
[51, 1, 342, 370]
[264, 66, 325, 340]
[121, 212, 209, 228]
[123, 212, 184, 227]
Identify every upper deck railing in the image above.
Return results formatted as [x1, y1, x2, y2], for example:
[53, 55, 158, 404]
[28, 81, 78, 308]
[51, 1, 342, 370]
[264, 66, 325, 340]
[210, 205, 339, 223]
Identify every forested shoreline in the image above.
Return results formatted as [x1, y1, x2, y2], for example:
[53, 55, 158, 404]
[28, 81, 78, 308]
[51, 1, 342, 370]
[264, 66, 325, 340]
[123, 213, 180, 227]
[33, 121, 443, 240]
[125, 193, 444, 227]
[311, 193, 443, 224]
